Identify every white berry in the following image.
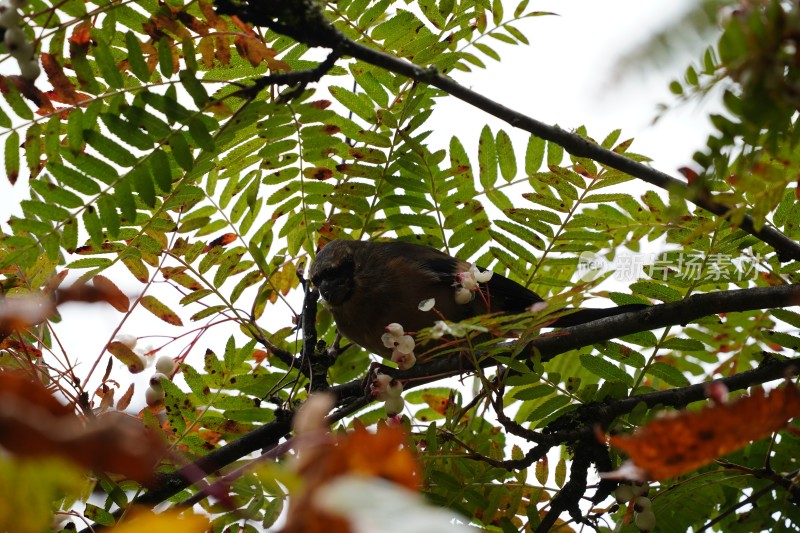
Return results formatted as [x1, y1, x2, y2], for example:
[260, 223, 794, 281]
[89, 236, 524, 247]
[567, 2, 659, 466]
[635, 510, 656, 531]
[384, 395, 405, 417]
[3, 25, 25, 49]
[0, 6, 20, 27]
[149, 372, 168, 389]
[155, 355, 176, 375]
[20, 59, 40, 81]
[454, 286, 472, 304]
[395, 334, 415, 354]
[634, 496, 652, 512]
[631, 481, 650, 497]
[145, 385, 165, 406]
[115, 334, 137, 350]
[384, 323, 404, 336]
[614, 484, 634, 504]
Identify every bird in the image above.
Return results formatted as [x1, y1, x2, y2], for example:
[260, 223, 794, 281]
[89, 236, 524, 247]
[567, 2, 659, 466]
[309, 239, 645, 362]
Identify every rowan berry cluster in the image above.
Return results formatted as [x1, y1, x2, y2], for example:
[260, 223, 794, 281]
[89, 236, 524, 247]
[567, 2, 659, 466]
[1, 0, 40, 80]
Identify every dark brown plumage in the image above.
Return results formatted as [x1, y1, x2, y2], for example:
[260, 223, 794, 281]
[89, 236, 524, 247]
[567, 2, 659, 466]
[309, 239, 643, 358]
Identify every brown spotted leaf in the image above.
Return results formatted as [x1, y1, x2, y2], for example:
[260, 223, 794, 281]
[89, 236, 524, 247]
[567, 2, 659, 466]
[303, 167, 333, 181]
[41, 53, 81, 104]
[141, 295, 183, 326]
[160, 267, 203, 290]
[107, 342, 145, 373]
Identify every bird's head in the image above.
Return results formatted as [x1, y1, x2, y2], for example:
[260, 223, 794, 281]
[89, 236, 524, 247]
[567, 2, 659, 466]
[309, 239, 360, 306]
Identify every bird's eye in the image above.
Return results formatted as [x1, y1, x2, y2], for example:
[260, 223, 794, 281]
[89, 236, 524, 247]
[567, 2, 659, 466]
[312, 257, 355, 287]
[311, 270, 330, 286]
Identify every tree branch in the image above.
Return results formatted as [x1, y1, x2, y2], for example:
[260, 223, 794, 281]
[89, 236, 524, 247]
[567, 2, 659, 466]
[393, 284, 800, 386]
[242, 47, 343, 101]
[535, 443, 593, 533]
[341, 41, 800, 261]
[78, 413, 293, 533]
[215, 0, 800, 262]
[81, 283, 799, 531]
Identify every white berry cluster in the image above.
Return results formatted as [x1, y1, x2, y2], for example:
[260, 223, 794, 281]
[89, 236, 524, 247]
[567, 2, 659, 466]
[381, 322, 416, 370]
[114, 334, 177, 407]
[371, 373, 404, 416]
[614, 482, 655, 531]
[453, 264, 493, 304]
[0, 0, 40, 81]
[145, 355, 177, 407]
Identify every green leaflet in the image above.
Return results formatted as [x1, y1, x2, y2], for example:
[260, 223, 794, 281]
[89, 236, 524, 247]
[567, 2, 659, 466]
[92, 42, 125, 89]
[125, 31, 150, 82]
[5, 131, 19, 184]
[579, 354, 634, 387]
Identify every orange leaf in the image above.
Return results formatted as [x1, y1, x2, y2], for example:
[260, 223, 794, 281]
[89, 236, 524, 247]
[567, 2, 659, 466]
[198, 35, 215, 68]
[283, 423, 420, 533]
[176, 11, 210, 35]
[203, 233, 236, 252]
[117, 383, 135, 411]
[678, 166, 699, 183]
[57, 280, 129, 312]
[607, 384, 800, 480]
[234, 34, 272, 67]
[421, 391, 451, 415]
[70, 21, 91, 46]
[43, 269, 69, 295]
[93, 275, 130, 312]
[0, 337, 43, 359]
[251, 349, 268, 363]
[229, 15, 257, 35]
[0, 372, 166, 485]
[199, 0, 226, 30]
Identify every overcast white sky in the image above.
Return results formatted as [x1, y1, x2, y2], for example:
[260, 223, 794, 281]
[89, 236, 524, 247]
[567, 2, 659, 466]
[429, 0, 719, 172]
[1, 0, 724, 399]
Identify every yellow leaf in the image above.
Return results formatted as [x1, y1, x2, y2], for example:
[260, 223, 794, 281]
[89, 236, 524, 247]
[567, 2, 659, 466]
[110, 509, 208, 533]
